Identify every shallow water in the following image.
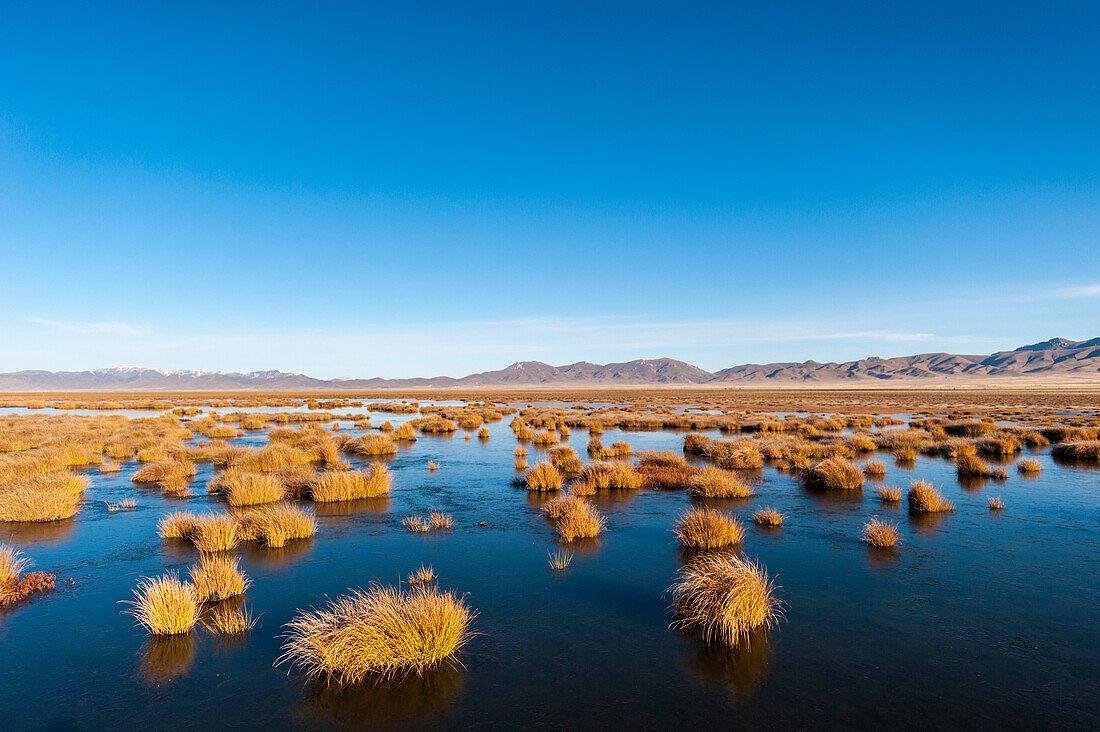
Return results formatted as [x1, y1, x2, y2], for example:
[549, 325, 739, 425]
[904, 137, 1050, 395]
[1, 413, 1098, 729]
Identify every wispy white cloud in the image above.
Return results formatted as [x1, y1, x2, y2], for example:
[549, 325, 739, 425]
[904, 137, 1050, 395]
[27, 317, 145, 337]
[1055, 284, 1100, 298]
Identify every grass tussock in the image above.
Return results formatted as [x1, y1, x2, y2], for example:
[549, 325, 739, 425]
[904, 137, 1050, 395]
[190, 554, 250, 602]
[548, 549, 572, 570]
[752, 507, 786, 527]
[670, 553, 782, 645]
[862, 460, 886, 477]
[907, 480, 955, 513]
[1017, 458, 1042, 474]
[802, 457, 863, 491]
[132, 459, 197, 492]
[344, 434, 399, 458]
[279, 583, 475, 683]
[236, 503, 317, 548]
[877, 485, 902, 502]
[675, 507, 745, 549]
[955, 453, 1005, 480]
[0, 545, 55, 608]
[407, 565, 436, 586]
[0, 471, 88, 523]
[311, 464, 390, 502]
[862, 519, 900, 548]
[988, 495, 1005, 510]
[210, 468, 286, 507]
[688, 467, 753, 499]
[579, 461, 639, 491]
[125, 573, 200, 635]
[522, 463, 563, 492]
[543, 495, 606, 541]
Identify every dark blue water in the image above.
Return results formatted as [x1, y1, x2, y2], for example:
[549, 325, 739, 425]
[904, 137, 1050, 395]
[1, 413, 1098, 729]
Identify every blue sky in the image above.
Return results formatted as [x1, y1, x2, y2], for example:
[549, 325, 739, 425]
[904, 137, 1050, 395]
[1, 1, 1098, 378]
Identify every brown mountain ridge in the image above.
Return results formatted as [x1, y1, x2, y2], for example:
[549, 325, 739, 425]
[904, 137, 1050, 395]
[1, 338, 1098, 391]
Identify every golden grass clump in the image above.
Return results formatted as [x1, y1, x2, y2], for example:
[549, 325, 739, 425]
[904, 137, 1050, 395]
[1017, 458, 1042, 474]
[802, 457, 863, 491]
[579, 461, 639, 490]
[877, 485, 902, 502]
[523, 463, 563, 492]
[407, 565, 436, 586]
[955, 453, 999, 479]
[429, 511, 453, 530]
[675, 507, 745, 549]
[236, 503, 317, 548]
[477, 427, 490, 440]
[548, 549, 572, 570]
[1051, 440, 1100, 464]
[907, 480, 955, 513]
[125, 573, 200, 636]
[311, 464, 391, 502]
[543, 495, 606, 542]
[637, 451, 688, 469]
[158, 510, 201, 540]
[0, 470, 88, 523]
[403, 515, 430, 532]
[190, 554, 250, 602]
[132, 459, 197, 492]
[0, 543, 31, 588]
[279, 583, 474, 683]
[687, 467, 753, 499]
[752, 507, 786, 527]
[988, 495, 1005, 510]
[893, 446, 917, 463]
[670, 553, 782, 645]
[344, 434, 399, 458]
[862, 460, 886, 477]
[862, 518, 900, 548]
[210, 468, 286, 507]
[192, 514, 240, 552]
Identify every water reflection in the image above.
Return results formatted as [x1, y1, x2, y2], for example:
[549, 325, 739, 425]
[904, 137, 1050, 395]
[138, 634, 195, 684]
[683, 630, 771, 698]
[313, 497, 391, 517]
[241, 540, 315, 568]
[298, 664, 463, 728]
[1, 520, 76, 545]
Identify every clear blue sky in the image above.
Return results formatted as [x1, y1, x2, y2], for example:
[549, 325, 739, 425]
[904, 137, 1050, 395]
[1, 1, 1097, 377]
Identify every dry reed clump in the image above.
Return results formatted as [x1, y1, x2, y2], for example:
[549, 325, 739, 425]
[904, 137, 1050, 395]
[752, 507, 786, 527]
[407, 565, 436, 586]
[687, 468, 753, 499]
[190, 554, 250, 602]
[344, 434, 399, 458]
[801, 457, 863, 491]
[105, 498, 137, 512]
[637, 463, 702, 489]
[124, 573, 200, 635]
[988, 496, 1005, 510]
[0, 543, 30, 589]
[579, 461, 639, 490]
[907, 480, 955, 513]
[236, 503, 317, 548]
[477, 427, 490, 440]
[637, 451, 688, 469]
[203, 604, 256, 635]
[548, 549, 572, 570]
[403, 515, 430, 532]
[192, 514, 241, 552]
[669, 553, 782, 645]
[279, 583, 475, 683]
[0, 470, 88, 522]
[862, 519, 900, 548]
[1017, 458, 1042, 474]
[522, 463, 563, 492]
[542, 495, 606, 542]
[955, 453, 1005, 479]
[99, 461, 121, 474]
[548, 447, 583, 476]
[877, 485, 902, 502]
[531, 430, 559, 446]
[311, 464, 391, 502]
[675, 507, 745, 549]
[1051, 441, 1100, 464]
[209, 468, 286, 507]
[862, 460, 886, 477]
[132, 459, 197, 492]
[893, 446, 917, 463]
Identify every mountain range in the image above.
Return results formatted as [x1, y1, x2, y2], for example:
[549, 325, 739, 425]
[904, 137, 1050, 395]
[1, 338, 1098, 391]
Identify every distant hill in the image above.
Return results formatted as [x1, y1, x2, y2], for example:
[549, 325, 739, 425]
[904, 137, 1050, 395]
[1, 339, 1099, 391]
